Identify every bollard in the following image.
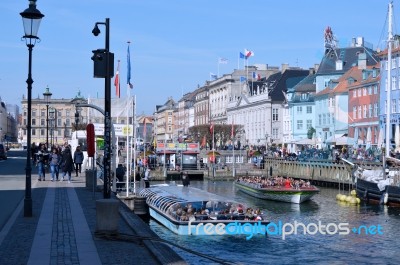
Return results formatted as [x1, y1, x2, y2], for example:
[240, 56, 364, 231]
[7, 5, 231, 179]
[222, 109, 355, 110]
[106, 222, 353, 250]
[96, 199, 120, 234]
[86, 169, 97, 189]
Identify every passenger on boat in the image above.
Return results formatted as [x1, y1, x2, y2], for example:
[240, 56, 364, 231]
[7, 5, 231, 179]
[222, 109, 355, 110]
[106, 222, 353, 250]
[284, 178, 291, 188]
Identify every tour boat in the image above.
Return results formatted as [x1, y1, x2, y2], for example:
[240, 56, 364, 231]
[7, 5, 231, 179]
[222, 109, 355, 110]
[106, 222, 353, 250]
[139, 184, 269, 237]
[234, 178, 319, 204]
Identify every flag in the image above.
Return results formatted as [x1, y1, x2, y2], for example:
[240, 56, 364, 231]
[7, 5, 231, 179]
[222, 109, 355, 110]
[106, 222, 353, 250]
[114, 60, 120, 98]
[127, 44, 133, 88]
[210, 123, 214, 133]
[239, 52, 245, 59]
[244, 48, 254, 59]
[210, 72, 218, 80]
[219, 57, 228, 64]
[240, 76, 247, 82]
[257, 74, 261, 81]
[201, 135, 206, 148]
[252, 72, 257, 79]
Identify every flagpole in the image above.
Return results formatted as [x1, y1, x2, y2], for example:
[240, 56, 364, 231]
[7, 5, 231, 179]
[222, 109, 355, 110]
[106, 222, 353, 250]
[125, 96, 130, 197]
[133, 95, 137, 195]
[212, 124, 215, 181]
[232, 121, 235, 178]
[217, 58, 220, 77]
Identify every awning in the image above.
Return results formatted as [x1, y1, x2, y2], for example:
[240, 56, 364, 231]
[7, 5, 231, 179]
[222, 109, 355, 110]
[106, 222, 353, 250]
[182, 151, 199, 154]
[156, 150, 174, 155]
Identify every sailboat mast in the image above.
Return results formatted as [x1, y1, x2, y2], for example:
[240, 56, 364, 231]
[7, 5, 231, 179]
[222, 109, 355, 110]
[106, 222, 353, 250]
[386, 2, 393, 157]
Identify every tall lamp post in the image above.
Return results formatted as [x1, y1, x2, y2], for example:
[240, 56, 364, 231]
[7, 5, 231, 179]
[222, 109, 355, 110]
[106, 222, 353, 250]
[43, 86, 52, 150]
[49, 107, 55, 147]
[92, 18, 113, 199]
[20, 0, 44, 217]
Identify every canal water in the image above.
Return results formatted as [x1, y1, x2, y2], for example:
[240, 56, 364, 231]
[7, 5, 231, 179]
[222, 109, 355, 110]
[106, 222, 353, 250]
[149, 180, 400, 265]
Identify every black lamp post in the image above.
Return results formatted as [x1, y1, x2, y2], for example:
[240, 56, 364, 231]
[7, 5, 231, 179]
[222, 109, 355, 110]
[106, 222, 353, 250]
[20, 0, 44, 217]
[43, 86, 52, 150]
[92, 18, 113, 198]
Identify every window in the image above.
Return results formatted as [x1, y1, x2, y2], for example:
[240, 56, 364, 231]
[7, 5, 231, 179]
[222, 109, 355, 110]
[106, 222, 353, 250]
[32, 129, 36, 136]
[393, 76, 397, 90]
[41, 119, 45, 126]
[368, 104, 372, 118]
[318, 114, 321, 126]
[32, 119, 36, 126]
[353, 90, 357, 98]
[358, 88, 362, 97]
[40, 129, 45, 136]
[392, 58, 396, 69]
[57, 119, 62, 127]
[368, 86, 372, 95]
[363, 105, 367, 118]
[66, 119, 70, 126]
[272, 108, 278, 121]
[306, 120, 312, 129]
[306, 106, 312, 114]
[327, 114, 330, 124]
[374, 85, 378, 94]
[297, 120, 303, 130]
[363, 87, 367, 96]
[353, 106, 357, 119]
[297, 106, 302, 114]
[323, 114, 326, 125]
[393, 99, 397, 113]
[301, 93, 308, 100]
[358, 106, 362, 118]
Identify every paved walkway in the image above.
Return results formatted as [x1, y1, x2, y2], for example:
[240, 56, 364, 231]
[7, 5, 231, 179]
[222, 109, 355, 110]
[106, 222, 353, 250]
[0, 174, 186, 265]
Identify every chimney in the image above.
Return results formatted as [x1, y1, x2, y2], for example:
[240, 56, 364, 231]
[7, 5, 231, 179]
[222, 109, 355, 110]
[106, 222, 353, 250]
[281, 63, 289, 72]
[335, 60, 343, 71]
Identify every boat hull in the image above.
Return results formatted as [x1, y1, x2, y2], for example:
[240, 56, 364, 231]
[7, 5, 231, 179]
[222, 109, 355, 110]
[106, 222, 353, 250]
[355, 178, 400, 206]
[235, 182, 319, 204]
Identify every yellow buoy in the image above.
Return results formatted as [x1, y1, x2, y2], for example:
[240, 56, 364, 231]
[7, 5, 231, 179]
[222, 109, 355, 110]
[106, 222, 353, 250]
[346, 196, 352, 202]
[350, 190, 357, 197]
[349, 197, 358, 204]
[356, 198, 361, 204]
[336, 194, 342, 200]
[340, 195, 347, 201]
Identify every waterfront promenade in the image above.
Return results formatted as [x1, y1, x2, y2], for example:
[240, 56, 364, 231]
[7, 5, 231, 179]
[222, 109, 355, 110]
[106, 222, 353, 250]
[0, 174, 186, 265]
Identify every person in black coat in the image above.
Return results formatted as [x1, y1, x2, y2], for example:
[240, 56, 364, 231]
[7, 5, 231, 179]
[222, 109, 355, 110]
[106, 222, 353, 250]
[61, 145, 74, 183]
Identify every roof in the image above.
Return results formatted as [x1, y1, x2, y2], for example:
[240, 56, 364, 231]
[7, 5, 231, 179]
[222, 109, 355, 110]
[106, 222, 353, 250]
[291, 74, 316, 93]
[268, 69, 309, 101]
[317, 47, 379, 75]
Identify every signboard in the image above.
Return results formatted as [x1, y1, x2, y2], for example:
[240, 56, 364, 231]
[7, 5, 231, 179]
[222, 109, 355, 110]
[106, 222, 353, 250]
[93, 123, 133, 137]
[156, 142, 199, 153]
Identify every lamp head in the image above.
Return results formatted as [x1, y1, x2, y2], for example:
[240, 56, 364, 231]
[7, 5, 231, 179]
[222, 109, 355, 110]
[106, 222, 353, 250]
[20, 0, 44, 40]
[92, 24, 100, 36]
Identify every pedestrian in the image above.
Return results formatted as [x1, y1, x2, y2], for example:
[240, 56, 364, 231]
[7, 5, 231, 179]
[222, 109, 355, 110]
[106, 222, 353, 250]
[73, 145, 84, 177]
[182, 171, 190, 187]
[60, 145, 74, 183]
[116, 164, 126, 191]
[144, 168, 151, 188]
[36, 143, 47, 181]
[49, 147, 61, 181]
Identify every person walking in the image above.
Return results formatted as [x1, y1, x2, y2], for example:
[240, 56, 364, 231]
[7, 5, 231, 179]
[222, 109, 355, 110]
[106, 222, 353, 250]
[144, 168, 151, 188]
[60, 145, 74, 183]
[36, 143, 47, 181]
[73, 145, 84, 177]
[49, 147, 61, 181]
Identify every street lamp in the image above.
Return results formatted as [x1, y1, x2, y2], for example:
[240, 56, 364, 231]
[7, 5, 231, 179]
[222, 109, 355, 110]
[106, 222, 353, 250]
[20, 0, 44, 217]
[92, 18, 114, 199]
[43, 86, 52, 150]
[49, 107, 55, 147]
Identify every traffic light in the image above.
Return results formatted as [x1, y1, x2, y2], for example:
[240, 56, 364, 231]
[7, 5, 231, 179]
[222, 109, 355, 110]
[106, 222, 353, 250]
[91, 49, 114, 78]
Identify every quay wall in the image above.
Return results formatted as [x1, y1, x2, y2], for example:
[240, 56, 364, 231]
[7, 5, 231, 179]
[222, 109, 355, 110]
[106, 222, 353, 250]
[148, 158, 384, 186]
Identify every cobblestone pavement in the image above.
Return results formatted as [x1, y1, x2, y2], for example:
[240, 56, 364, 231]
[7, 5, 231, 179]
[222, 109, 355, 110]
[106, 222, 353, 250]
[0, 175, 186, 265]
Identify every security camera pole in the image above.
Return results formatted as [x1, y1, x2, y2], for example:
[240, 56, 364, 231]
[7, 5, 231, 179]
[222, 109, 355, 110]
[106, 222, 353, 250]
[91, 18, 113, 198]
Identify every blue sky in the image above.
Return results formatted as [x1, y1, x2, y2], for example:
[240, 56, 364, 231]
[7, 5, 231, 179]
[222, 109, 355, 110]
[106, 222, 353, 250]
[0, 0, 396, 115]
